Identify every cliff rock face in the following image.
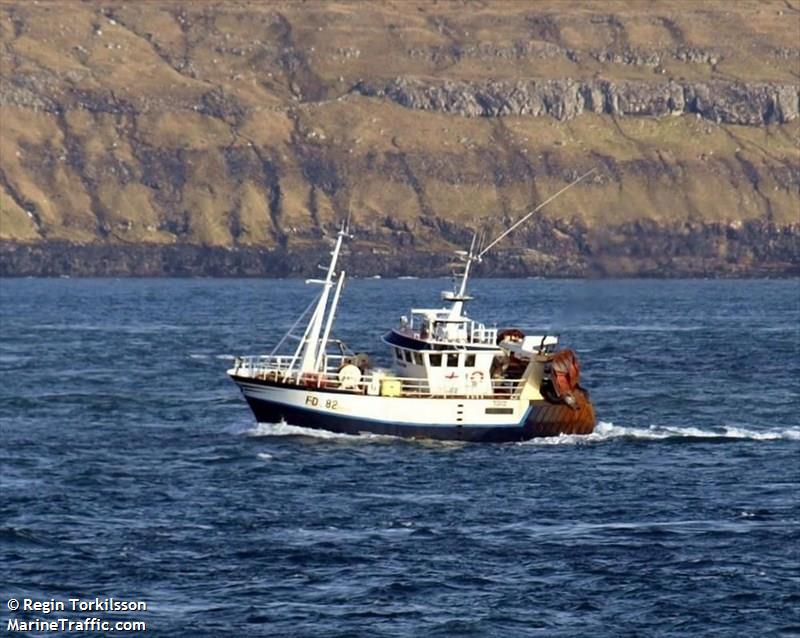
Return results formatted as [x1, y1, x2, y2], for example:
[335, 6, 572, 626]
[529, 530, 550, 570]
[0, 0, 798, 276]
[358, 77, 800, 125]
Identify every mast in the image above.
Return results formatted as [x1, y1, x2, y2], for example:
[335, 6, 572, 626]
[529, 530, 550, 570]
[299, 223, 350, 373]
[446, 232, 477, 321]
[315, 269, 346, 371]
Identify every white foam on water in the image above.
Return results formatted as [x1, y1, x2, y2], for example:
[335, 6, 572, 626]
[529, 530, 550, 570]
[242, 420, 799, 446]
[246, 420, 399, 443]
[257, 452, 274, 461]
[244, 421, 467, 448]
[722, 425, 800, 441]
[523, 421, 800, 445]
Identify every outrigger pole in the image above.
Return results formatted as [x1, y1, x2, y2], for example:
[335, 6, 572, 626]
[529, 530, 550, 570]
[445, 168, 596, 318]
[478, 168, 597, 259]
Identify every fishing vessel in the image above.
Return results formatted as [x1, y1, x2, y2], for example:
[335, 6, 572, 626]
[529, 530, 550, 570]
[228, 172, 596, 442]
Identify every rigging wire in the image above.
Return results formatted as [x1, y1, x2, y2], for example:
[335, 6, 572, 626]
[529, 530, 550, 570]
[269, 293, 321, 356]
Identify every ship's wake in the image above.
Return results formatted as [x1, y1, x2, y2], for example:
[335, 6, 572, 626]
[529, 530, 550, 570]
[523, 421, 800, 445]
[241, 420, 799, 446]
[245, 420, 401, 443]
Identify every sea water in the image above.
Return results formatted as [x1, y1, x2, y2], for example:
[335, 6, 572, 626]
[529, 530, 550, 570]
[1, 278, 798, 636]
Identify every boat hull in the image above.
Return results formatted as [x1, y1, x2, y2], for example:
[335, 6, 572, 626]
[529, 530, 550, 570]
[232, 375, 595, 443]
[526, 389, 595, 437]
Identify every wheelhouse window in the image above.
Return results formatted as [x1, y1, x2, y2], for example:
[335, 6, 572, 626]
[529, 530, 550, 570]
[394, 347, 402, 360]
[428, 353, 442, 367]
[403, 349, 413, 363]
[465, 354, 476, 367]
[413, 352, 423, 365]
[446, 353, 459, 367]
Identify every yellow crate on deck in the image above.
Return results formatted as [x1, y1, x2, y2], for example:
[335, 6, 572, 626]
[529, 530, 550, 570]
[380, 378, 402, 397]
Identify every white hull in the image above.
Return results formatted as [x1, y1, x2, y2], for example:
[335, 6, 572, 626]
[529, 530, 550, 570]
[230, 373, 595, 442]
[236, 378, 528, 426]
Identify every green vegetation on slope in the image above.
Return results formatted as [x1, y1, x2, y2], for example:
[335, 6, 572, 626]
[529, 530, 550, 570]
[0, 0, 798, 274]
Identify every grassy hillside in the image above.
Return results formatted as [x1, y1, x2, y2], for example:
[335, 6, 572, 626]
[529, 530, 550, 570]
[0, 0, 798, 274]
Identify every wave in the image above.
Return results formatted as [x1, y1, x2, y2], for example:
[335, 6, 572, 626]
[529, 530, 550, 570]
[189, 353, 236, 361]
[245, 420, 400, 443]
[0, 526, 48, 547]
[523, 421, 800, 445]
[242, 420, 799, 446]
[35, 323, 186, 334]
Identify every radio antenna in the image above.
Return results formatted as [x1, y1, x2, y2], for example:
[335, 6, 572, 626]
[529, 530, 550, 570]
[478, 168, 596, 259]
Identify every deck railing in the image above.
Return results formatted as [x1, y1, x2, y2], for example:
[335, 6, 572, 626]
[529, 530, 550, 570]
[470, 325, 497, 345]
[231, 355, 523, 399]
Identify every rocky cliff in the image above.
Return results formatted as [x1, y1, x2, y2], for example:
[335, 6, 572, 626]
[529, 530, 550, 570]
[358, 77, 800, 124]
[1, 0, 798, 276]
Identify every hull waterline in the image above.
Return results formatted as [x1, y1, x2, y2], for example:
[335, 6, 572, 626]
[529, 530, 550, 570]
[236, 378, 595, 443]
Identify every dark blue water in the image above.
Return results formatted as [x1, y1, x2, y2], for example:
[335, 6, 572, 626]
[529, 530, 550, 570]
[1, 278, 799, 637]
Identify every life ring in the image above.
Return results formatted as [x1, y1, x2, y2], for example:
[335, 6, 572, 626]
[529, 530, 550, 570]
[470, 370, 484, 384]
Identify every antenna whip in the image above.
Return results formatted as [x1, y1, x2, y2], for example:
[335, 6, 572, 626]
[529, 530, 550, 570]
[478, 168, 597, 258]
